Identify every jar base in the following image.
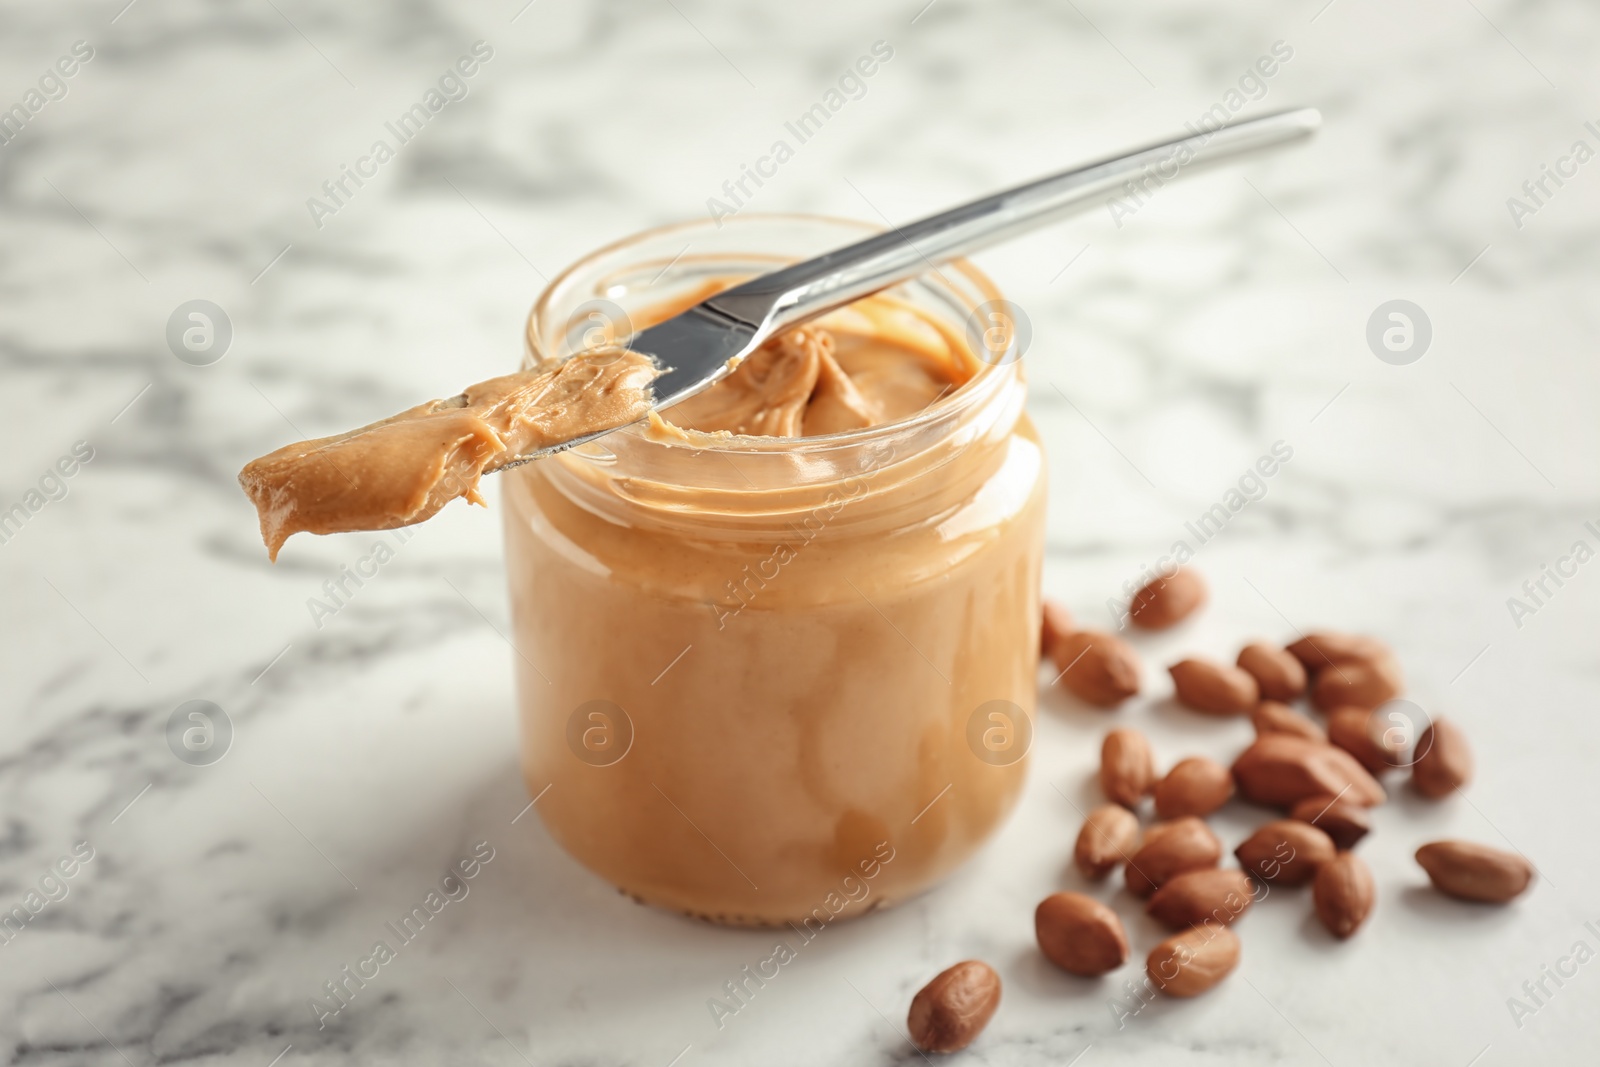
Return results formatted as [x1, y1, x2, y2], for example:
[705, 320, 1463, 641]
[611, 881, 910, 929]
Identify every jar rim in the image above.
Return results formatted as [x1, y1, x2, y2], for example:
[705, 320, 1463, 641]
[524, 213, 1021, 458]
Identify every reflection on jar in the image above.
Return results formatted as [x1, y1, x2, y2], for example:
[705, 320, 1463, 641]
[503, 215, 1047, 926]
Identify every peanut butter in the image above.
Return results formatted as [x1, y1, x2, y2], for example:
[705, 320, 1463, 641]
[239, 349, 658, 560]
[667, 298, 964, 437]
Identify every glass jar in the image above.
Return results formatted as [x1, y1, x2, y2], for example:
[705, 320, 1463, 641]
[503, 215, 1046, 926]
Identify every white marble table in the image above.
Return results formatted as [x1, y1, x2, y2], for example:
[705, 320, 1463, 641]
[3, 0, 1598, 1063]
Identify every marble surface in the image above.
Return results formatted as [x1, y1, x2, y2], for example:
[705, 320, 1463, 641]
[4, 0, 1600, 1063]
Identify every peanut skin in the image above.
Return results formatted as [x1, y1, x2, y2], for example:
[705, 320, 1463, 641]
[907, 961, 1002, 1053]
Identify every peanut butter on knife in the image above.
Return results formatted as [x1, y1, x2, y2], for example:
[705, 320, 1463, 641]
[238, 349, 659, 561]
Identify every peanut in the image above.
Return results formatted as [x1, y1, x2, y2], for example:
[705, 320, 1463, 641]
[1411, 717, 1473, 799]
[1234, 819, 1336, 886]
[1286, 631, 1392, 671]
[1146, 922, 1240, 997]
[1074, 804, 1140, 880]
[1231, 734, 1386, 808]
[1124, 816, 1222, 898]
[1313, 851, 1375, 939]
[1040, 599, 1074, 660]
[1100, 728, 1155, 809]
[1415, 840, 1534, 903]
[1250, 700, 1326, 743]
[1326, 706, 1404, 774]
[1035, 892, 1130, 977]
[1237, 642, 1307, 701]
[1170, 658, 1260, 716]
[1054, 630, 1141, 708]
[908, 960, 1002, 1053]
[1310, 656, 1403, 712]
[1153, 756, 1235, 819]
[1147, 868, 1255, 930]
[1129, 567, 1207, 630]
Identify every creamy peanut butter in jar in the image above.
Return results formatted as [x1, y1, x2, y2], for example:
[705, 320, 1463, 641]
[504, 216, 1046, 926]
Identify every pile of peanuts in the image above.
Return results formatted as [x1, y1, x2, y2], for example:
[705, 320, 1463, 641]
[906, 567, 1533, 1054]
